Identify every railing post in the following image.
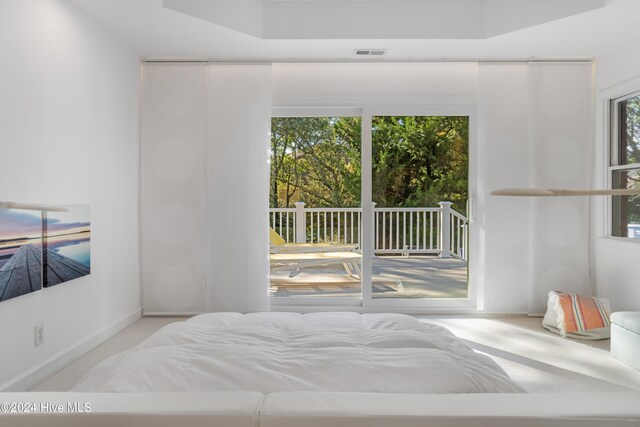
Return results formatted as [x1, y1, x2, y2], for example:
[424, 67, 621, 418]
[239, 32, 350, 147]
[371, 202, 377, 257]
[439, 201, 452, 258]
[294, 202, 306, 243]
[461, 223, 468, 261]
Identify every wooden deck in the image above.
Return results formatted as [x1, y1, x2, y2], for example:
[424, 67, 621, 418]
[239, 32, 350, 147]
[0, 244, 90, 301]
[270, 255, 468, 299]
[42, 246, 90, 287]
[0, 244, 42, 301]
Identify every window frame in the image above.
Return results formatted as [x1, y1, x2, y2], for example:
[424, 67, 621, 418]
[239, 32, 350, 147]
[361, 106, 477, 311]
[608, 91, 640, 240]
[270, 103, 479, 312]
[270, 108, 363, 309]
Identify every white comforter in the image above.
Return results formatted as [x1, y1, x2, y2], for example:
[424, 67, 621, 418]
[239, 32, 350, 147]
[72, 312, 523, 393]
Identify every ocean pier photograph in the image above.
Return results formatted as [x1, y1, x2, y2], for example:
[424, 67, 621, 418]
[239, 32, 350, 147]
[0, 205, 91, 302]
[43, 205, 91, 287]
[0, 209, 43, 301]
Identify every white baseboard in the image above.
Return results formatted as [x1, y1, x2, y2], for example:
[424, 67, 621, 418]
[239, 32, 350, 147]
[143, 311, 201, 317]
[143, 309, 533, 316]
[0, 307, 142, 392]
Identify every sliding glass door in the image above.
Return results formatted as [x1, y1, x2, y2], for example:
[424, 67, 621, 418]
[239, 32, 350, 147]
[270, 106, 475, 309]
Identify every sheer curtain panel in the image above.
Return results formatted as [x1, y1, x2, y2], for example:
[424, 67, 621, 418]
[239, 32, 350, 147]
[140, 63, 272, 314]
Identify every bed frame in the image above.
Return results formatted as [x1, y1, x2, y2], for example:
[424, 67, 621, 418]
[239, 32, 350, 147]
[1, 391, 639, 426]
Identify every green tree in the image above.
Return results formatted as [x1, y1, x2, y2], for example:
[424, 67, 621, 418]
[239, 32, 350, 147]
[270, 115, 468, 213]
[371, 116, 468, 213]
[270, 117, 361, 208]
[618, 98, 640, 225]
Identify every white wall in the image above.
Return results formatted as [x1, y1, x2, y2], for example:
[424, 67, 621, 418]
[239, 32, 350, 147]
[0, 0, 141, 390]
[272, 62, 478, 102]
[592, 40, 640, 311]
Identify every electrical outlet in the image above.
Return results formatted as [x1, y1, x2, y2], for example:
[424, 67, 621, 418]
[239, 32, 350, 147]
[34, 325, 44, 347]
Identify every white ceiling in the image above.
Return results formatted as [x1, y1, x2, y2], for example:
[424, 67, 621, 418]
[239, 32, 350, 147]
[163, 0, 608, 40]
[67, 0, 640, 61]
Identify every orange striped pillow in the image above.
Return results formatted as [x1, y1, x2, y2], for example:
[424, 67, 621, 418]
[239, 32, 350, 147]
[551, 291, 611, 336]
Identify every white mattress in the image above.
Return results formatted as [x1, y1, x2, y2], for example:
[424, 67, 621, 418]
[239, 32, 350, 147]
[72, 312, 523, 393]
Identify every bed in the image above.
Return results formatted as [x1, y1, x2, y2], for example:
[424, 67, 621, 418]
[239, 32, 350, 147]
[71, 312, 523, 393]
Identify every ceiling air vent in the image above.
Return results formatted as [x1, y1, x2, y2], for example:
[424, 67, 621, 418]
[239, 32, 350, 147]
[354, 49, 387, 56]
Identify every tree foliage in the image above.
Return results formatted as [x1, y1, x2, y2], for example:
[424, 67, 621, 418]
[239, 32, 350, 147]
[622, 97, 640, 165]
[270, 116, 468, 213]
[618, 98, 640, 225]
[270, 117, 361, 208]
[371, 116, 467, 212]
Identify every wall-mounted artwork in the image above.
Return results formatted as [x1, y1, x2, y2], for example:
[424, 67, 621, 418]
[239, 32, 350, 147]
[43, 205, 91, 287]
[0, 209, 43, 302]
[0, 203, 91, 303]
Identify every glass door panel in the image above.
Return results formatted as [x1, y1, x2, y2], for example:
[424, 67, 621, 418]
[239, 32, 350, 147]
[369, 115, 469, 299]
[269, 116, 362, 300]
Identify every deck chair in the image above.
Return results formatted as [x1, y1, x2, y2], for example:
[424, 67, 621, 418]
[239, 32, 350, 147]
[270, 251, 362, 279]
[269, 228, 360, 278]
[269, 227, 358, 254]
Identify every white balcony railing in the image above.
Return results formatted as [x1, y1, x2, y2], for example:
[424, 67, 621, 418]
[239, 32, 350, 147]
[269, 202, 468, 261]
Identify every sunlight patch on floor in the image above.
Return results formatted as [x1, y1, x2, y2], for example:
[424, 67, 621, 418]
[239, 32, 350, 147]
[418, 317, 640, 392]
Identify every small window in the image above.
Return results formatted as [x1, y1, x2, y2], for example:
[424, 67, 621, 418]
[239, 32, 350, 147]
[610, 93, 640, 239]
